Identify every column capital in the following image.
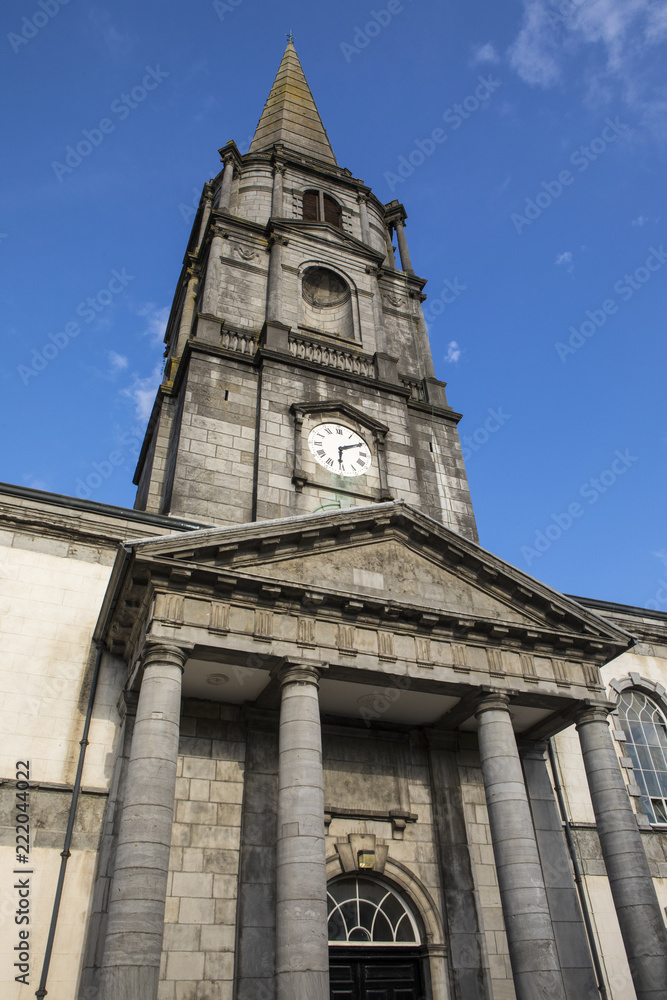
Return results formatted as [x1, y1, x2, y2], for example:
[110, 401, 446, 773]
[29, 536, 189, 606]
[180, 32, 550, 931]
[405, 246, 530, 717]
[474, 690, 511, 717]
[274, 658, 327, 688]
[140, 640, 192, 673]
[268, 233, 289, 249]
[574, 702, 614, 729]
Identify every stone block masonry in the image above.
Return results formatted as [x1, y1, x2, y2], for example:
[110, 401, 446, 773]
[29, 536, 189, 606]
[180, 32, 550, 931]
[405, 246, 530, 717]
[157, 700, 246, 1000]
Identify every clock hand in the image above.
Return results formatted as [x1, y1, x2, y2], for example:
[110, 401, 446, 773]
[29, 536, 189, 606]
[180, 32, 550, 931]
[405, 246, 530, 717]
[339, 442, 362, 452]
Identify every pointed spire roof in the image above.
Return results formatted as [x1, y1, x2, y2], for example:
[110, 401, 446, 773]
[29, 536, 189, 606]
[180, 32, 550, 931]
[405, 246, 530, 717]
[249, 41, 337, 166]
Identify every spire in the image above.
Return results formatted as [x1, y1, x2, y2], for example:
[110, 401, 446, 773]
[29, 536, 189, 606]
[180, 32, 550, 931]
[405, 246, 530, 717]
[248, 40, 337, 166]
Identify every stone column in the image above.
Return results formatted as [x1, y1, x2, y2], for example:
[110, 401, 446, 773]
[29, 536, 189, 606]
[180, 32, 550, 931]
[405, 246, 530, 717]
[174, 268, 199, 358]
[576, 706, 667, 999]
[266, 235, 286, 325]
[272, 164, 286, 217]
[218, 156, 234, 211]
[475, 693, 566, 1000]
[201, 233, 226, 316]
[98, 641, 189, 1000]
[384, 228, 397, 270]
[394, 218, 414, 274]
[196, 185, 213, 247]
[275, 661, 329, 1000]
[358, 194, 371, 244]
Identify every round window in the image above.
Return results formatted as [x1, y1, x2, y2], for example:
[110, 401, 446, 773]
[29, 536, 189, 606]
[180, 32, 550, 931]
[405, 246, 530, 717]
[302, 267, 350, 308]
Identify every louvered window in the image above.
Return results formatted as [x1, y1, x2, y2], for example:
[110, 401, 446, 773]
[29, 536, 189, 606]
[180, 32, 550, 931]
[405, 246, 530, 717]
[302, 190, 342, 228]
[303, 190, 319, 222]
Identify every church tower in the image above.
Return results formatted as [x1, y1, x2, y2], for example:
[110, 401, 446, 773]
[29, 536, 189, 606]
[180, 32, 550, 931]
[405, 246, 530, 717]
[133, 41, 478, 542]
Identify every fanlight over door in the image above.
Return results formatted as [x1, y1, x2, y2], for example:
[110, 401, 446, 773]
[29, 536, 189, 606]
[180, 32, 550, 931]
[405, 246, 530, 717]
[327, 876, 421, 946]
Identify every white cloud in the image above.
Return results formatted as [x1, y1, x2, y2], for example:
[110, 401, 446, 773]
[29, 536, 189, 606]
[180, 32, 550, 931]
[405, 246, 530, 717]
[444, 340, 461, 363]
[471, 42, 501, 65]
[108, 350, 129, 372]
[137, 303, 170, 345]
[508, 0, 667, 112]
[122, 364, 162, 422]
[654, 549, 667, 568]
[508, 1, 562, 87]
[631, 214, 649, 225]
[555, 250, 574, 271]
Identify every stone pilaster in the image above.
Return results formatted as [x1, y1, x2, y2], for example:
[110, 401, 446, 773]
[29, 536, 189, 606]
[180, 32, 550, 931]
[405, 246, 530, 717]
[475, 693, 566, 1000]
[275, 661, 329, 1000]
[358, 193, 371, 244]
[98, 641, 189, 1000]
[272, 164, 286, 217]
[425, 730, 493, 1000]
[266, 234, 287, 325]
[520, 742, 598, 1000]
[576, 706, 667, 1000]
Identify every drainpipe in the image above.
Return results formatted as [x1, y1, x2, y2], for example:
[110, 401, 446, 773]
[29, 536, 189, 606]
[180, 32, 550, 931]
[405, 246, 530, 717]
[547, 739, 608, 1000]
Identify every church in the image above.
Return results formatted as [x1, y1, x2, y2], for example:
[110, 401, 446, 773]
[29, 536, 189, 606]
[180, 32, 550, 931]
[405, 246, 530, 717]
[1, 40, 666, 1000]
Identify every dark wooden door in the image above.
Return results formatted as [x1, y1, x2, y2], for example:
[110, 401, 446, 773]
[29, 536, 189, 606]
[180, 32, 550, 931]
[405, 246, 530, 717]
[330, 950, 423, 1000]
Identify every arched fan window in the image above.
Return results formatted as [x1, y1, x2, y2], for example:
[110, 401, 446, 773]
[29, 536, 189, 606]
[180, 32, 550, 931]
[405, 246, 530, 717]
[617, 689, 667, 825]
[302, 189, 342, 228]
[327, 876, 420, 946]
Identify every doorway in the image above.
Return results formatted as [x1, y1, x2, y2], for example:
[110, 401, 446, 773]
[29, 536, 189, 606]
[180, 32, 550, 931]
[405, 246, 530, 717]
[328, 875, 425, 1000]
[330, 948, 424, 999]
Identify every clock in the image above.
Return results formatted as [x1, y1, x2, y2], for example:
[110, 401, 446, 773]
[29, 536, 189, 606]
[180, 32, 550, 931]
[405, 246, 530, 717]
[307, 422, 372, 477]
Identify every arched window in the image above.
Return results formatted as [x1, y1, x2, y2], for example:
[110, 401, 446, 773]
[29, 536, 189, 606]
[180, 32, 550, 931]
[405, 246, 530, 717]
[302, 189, 342, 228]
[617, 689, 667, 825]
[327, 876, 420, 946]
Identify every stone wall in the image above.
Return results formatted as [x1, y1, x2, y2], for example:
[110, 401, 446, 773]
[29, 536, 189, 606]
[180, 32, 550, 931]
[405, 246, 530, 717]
[158, 700, 246, 1000]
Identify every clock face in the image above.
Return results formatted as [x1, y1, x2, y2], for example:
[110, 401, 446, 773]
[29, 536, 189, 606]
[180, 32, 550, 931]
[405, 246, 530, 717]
[308, 423, 372, 477]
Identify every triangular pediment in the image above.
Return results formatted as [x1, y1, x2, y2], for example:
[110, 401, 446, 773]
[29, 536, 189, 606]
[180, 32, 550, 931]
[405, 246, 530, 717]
[274, 219, 384, 263]
[126, 502, 631, 657]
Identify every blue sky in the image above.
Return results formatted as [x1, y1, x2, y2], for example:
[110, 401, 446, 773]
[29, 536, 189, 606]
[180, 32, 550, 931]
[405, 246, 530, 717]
[1, 0, 666, 608]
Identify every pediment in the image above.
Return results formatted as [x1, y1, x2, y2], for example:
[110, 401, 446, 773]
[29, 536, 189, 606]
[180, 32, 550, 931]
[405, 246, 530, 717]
[275, 220, 384, 263]
[128, 502, 631, 656]
[235, 537, 543, 625]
